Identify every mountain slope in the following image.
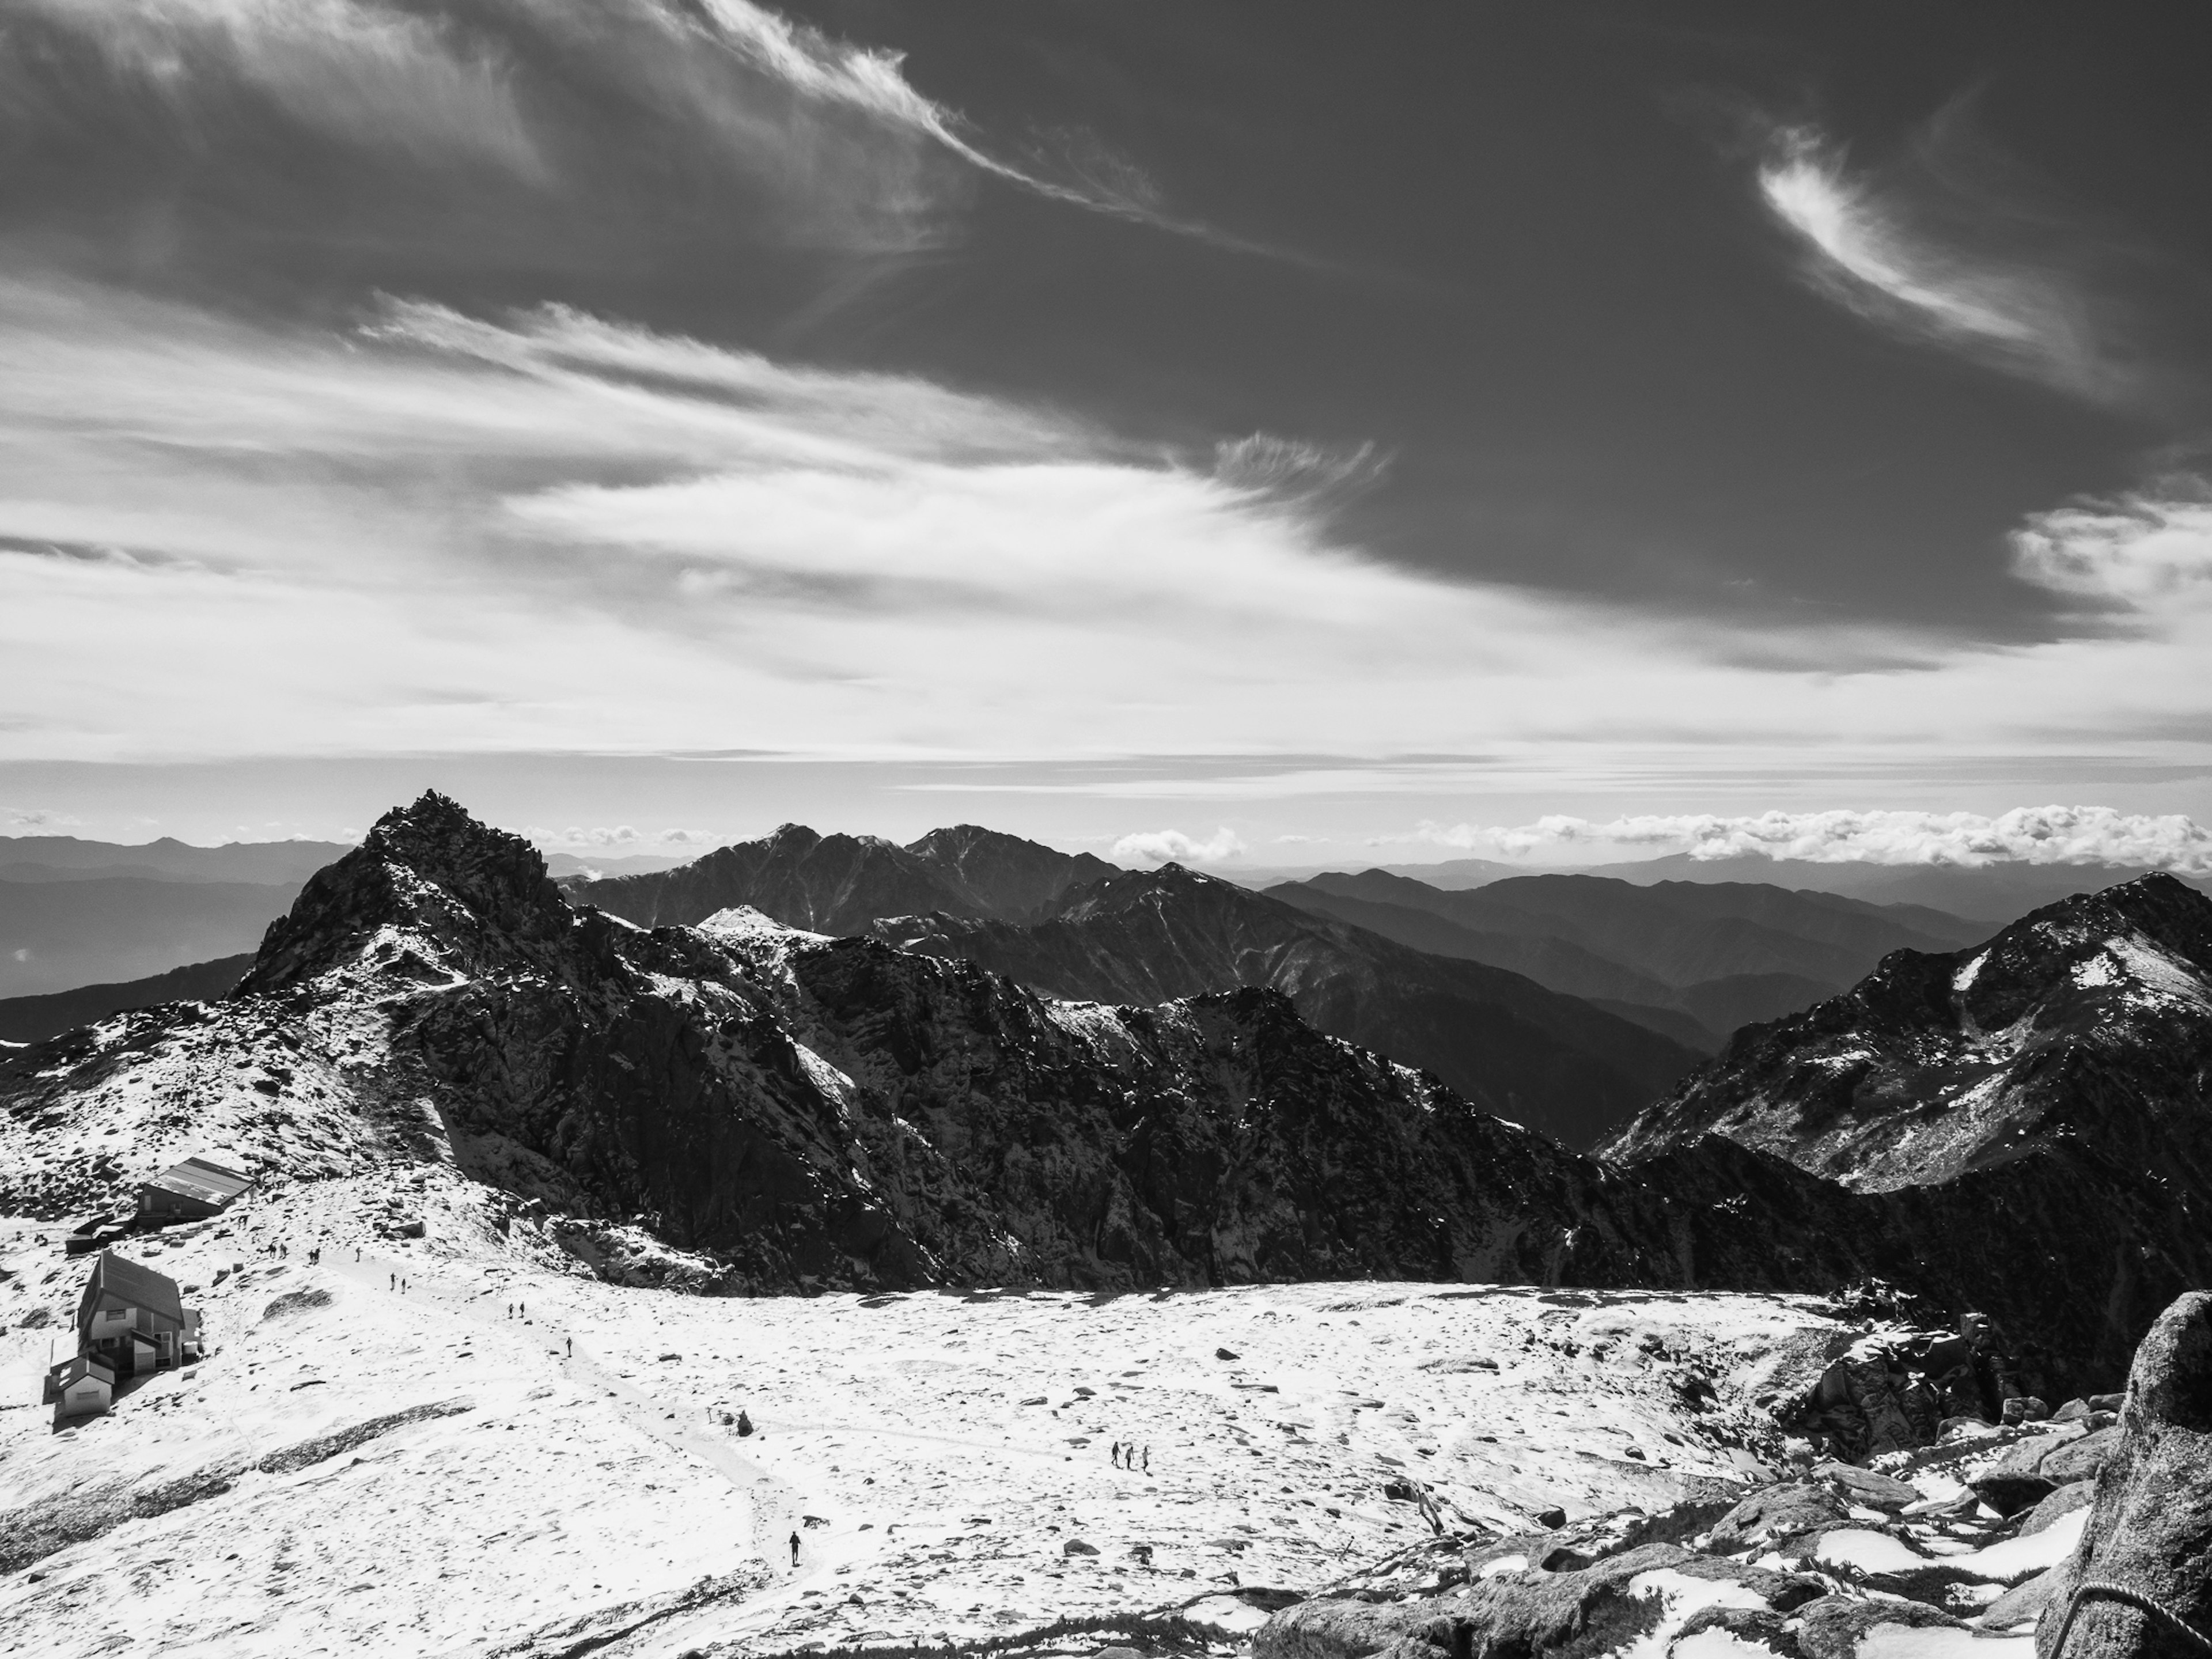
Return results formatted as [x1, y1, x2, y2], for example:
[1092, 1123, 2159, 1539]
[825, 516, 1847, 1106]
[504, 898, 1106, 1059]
[573, 822, 1115, 933]
[869, 864, 1702, 1149]
[1581, 853, 2212, 922]
[0, 794, 2191, 1389]
[1601, 874, 2212, 1380]
[1278, 869, 1986, 1044]
[0, 953, 253, 1046]
[0, 834, 350, 884]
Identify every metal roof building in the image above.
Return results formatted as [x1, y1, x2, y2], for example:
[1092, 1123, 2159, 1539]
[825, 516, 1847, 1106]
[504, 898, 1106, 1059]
[136, 1155, 254, 1221]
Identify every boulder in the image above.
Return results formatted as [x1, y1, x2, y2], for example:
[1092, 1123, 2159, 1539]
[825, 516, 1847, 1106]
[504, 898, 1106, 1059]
[2005, 1397, 2052, 1425]
[1255, 1545, 1814, 1659]
[1983, 1566, 2062, 1630]
[1796, 1594, 1967, 1659]
[1671, 1606, 1800, 1659]
[2036, 1291, 2212, 1659]
[1063, 1538, 1100, 1556]
[2053, 1399, 2093, 1423]
[2089, 1393, 2126, 1414]
[2037, 1425, 2120, 1486]
[1708, 1484, 1849, 1553]
[2018, 1481, 2095, 1539]
[1973, 1472, 2059, 1518]
[1812, 1462, 1922, 1512]
[1536, 1507, 1567, 1530]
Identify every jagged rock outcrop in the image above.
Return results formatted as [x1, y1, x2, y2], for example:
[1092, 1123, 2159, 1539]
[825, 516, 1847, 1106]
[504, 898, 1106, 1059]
[2039, 1291, 2212, 1659]
[571, 821, 1114, 932]
[1604, 876, 2212, 1387]
[870, 863, 1700, 1151]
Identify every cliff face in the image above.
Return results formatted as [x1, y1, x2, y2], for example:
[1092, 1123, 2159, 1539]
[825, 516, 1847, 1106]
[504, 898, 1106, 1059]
[870, 863, 1702, 1152]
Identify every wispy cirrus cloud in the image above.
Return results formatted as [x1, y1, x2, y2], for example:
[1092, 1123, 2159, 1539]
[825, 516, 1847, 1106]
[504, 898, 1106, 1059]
[1756, 122, 2143, 407]
[6, 0, 1276, 262]
[1401, 807, 2212, 872]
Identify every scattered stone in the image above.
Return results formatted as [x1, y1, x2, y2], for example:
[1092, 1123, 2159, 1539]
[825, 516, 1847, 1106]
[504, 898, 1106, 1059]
[2052, 1399, 2093, 1423]
[2037, 1424, 2119, 1486]
[2088, 1392, 2125, 1414]
[1673, 1605, 1801, 1658]
[1536, 1507, 1567, 1529]
[1969, 1471, 2056, 1518]
[2004, 1396, 2051, 1425]
[1063, 1539, 1099, 1556]
[1216, 1348, 1239, 1361]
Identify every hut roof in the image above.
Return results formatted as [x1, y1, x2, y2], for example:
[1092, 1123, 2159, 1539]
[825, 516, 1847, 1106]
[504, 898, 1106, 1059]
[76, 1250, 184, 1329]
[141, 1155, 255, 1209]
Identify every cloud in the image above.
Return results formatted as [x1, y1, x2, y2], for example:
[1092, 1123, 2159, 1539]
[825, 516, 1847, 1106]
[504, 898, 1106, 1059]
[7, 0, 1278, 264]
[17, 0, 548, 178]
[2011, 487, 2212, 615]
[1756, 123, 2138, 406]
[524, 824, 709, 849]
[1112, 827, 1248, 865]
[3, 274, 2211, 793]
[1403, 808, 2212, 872]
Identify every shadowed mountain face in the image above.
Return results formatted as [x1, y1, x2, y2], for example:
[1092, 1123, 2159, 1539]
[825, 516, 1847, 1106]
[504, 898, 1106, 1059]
[1577, 854, 2212, 923]
[0, 794, 2191, 1390]
[1271, 870, 1986, 1050]
[869, 864, 1703, 1151]
[572, 823, 1116, 933]
[1604, 873, 2212, 1380]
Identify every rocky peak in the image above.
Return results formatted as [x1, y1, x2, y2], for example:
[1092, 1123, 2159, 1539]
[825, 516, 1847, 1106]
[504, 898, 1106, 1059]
[238, 791, 571, 995]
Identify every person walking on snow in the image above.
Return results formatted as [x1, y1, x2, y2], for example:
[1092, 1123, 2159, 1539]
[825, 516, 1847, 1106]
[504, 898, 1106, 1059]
[789, 1531, 801, 1568]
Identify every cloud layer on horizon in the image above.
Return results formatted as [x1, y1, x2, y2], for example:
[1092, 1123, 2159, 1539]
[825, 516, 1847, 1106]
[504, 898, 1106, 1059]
[1403, 806, 2212, 873]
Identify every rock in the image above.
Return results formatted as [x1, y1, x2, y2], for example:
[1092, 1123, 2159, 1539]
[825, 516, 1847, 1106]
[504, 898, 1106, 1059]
[736, 1411, 753, 1436]
[1094, 1647, 1145, 1659]
[1971, 1472, 2058, 1518]
[2052, 1399, 2093, 1423]
[1796, 1594, 1967, 1659]
[1063, 1539, 1100, 1556]
[1983, 1567, 2061, 1630]
[2089, 1392, 2125, 1413]
[1217, 1348, 1239, 1361]
[1707, 1484, 1849, 1553]
[1257, 1545, 1720, 1659]
[1536, 1507, 1567, 1529]
[2018, 1480, 2095, 1537]
[2037, 1424, 2120, 1486]
[1672, 1606, 1800, 1659]
[1812, 1461, 1922, 1512]
[17, 1307, 51, 1328]
[2036, 1291, 2212, 1659]
[2005, 1396, 2052, 1425]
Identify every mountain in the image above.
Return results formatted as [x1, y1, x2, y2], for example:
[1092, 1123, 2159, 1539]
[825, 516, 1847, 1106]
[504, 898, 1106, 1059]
[1580, 853, 2211, 922]
[572, 822, 1117, 933]
[0, 953, 253, 1046]
[1270, 870, 1985, 1049]
[868, 863, 1703, 1150]
[0, 793, 2189, 1391]
[1603, 873, 2212, 1378]
[0, 833, 350, 885]
[0, 876, 304, 999]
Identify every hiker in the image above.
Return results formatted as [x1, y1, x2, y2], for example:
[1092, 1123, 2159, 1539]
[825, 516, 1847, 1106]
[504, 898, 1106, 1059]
[506, 1303, 513, 1319]
[789, 1531, 800, 1567]
[1109, 1440, 1120, 1467]
[518, 1301, 526, 1319]
[737, 1410, 754, 1437]
[566, 1337, 573, 1358]
[1141, 1445, 1150, 1474]
[389, 1271, 396, 1290]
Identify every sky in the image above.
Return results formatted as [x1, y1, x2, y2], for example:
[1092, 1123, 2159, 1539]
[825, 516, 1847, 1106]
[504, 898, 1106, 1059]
[2, 1, 2210, 869]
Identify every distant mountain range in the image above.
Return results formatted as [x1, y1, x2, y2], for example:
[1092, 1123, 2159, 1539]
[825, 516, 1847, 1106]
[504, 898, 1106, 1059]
[1270, 870, 1987, 1050]
[580, 829, 1698, 1149]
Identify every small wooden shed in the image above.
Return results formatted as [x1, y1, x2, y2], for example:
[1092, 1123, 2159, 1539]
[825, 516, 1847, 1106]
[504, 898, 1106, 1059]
[48, 1354, 115, 1417]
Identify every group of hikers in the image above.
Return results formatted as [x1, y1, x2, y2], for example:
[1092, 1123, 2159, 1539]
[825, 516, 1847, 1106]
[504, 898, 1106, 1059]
[1109, 1440, 1150, 1472]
